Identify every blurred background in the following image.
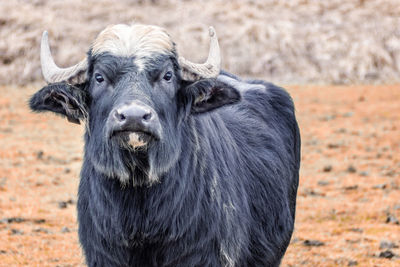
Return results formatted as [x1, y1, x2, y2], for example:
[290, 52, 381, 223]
[0, 0, 399, 266]
[1, 0, 400, 85]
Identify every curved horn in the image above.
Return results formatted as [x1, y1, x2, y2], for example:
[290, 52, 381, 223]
[41, 31, 88, 84]
[179, 27, 221, 81]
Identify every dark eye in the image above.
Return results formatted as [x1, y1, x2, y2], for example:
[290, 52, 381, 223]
[163, 71, 172, 81]
[95, 73, 104, 83]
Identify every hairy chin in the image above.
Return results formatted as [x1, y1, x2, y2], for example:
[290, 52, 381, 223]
[86, 132, 181, 186]
[86, 137, 161, 186]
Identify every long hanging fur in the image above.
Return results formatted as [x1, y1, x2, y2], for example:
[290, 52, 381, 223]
[29, 24, 300, 267]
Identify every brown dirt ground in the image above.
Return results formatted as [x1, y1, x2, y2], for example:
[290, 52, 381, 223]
[0, 84, 399, 266]
[1, 0, 400, 85]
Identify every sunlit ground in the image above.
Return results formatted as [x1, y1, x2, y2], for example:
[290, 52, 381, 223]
[0, 84, 399, 266]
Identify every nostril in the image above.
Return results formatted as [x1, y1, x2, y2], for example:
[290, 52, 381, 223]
[142, 112, 152, 122]
[119, 113, 126, 121]
[114, 110, 126, 122]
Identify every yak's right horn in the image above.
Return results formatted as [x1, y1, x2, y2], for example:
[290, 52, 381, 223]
[41, 31, 88, 84]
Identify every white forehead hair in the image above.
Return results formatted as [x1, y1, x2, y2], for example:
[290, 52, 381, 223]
[91, 24, 175, 69]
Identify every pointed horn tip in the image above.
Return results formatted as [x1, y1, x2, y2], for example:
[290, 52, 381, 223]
[42, 31, 49, 40]
[208, 27, 216, 37]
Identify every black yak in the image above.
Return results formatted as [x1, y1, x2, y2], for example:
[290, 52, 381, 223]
[29, 24, 300, 266]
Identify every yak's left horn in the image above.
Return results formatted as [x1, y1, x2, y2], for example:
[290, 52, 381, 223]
[179, 27, 221, 81]
[41, 31, 88, 84]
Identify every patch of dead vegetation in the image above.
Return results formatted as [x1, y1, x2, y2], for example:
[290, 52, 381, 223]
[0, 0, 400, 85]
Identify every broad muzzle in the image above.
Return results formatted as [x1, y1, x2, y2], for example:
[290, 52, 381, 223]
[108, 101, 161, 148]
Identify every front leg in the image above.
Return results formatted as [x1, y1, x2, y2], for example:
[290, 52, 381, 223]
[77, 195, 132, 267]
[153, 236, 224, 267]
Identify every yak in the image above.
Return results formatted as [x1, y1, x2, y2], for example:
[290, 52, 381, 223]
[29, 24, 300, 267]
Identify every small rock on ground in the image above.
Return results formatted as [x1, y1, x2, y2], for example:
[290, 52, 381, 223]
[303, 239, 325, 247]
[379, 250, 396, 259]
[380, 240, 399, 249]
[386, 214, 400, 225]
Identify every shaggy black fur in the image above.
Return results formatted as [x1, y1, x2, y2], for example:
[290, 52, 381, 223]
[29, 52, 300, 267]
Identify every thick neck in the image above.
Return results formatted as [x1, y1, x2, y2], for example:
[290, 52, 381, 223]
[80, 121, 204, 244]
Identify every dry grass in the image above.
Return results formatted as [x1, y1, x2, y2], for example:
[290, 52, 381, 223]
[0, 0, 400, 85]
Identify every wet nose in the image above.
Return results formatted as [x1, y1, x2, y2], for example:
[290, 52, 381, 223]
[111, 103, 155, 134]
[114, 105, 152, 124]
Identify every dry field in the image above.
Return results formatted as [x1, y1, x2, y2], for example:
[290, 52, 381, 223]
[1, 0, 400, 85]
[0, 84, 399, 266]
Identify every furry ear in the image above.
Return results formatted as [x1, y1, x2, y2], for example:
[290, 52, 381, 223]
[29, 82, 89, 124]
[181, 79, 241, 114]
